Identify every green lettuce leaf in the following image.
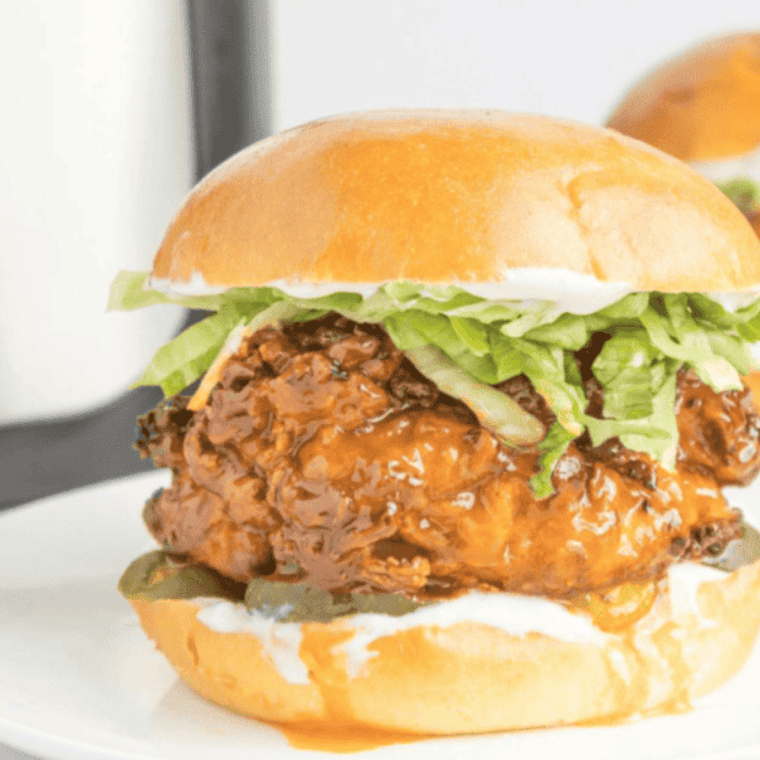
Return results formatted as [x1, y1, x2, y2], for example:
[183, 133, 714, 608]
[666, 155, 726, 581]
[530, 423, 576, 498]
[405, 345, 544, 446]
[591, 328, 662, 419]
[585, 372, 679, 469]
[132, 304, 246, 396]
[716, 177, 760, 217]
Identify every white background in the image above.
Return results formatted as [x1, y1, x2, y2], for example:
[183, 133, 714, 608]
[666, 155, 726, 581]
[269, 1, 759, 131]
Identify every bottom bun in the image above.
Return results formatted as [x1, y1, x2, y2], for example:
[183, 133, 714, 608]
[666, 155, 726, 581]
[129, 560, 760, 735]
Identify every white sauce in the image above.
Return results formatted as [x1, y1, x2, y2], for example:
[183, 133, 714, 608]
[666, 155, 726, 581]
[150, 270, 760, 316]
[192, 561, 728, 685]
[707, 291, 760, 312]
[195, 601, 310, 684]
[150, 271, 230, 296]
[150, 269, 636, 313]
[333, 591, 606, 679]
[260, 270, 637, 315]
[663, 560, 726, 625]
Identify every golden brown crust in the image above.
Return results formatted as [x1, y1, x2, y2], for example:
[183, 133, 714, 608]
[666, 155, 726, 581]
[607, 32, 760, 161]
[151, 110, 760, 294]
[129, 559, 760, 734]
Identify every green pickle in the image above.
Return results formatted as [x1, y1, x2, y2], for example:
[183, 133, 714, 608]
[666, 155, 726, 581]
[119, 550, 428, 622]
[118, 550, 245, 603]
[243, 577, 426, 622]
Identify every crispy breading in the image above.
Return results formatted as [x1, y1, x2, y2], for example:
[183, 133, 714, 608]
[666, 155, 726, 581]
[138, 316, 753, 598]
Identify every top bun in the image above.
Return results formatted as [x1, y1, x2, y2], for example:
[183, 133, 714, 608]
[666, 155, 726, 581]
[151, 110, 760, 294]
[607, 32, 760, 162]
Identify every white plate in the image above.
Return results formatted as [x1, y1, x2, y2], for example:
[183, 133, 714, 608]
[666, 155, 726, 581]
[1, 471, 760, 760]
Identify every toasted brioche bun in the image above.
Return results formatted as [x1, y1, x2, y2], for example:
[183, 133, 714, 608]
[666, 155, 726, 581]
[150, 110, 760, 295]
[606, 32, 760, 162]
[129, 560, 760, 734]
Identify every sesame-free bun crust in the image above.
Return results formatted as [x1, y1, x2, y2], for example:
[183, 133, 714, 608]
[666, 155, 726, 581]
[607, 33, 760, 162]
[151, 110, 760, 294]
[129, 559, 760, 735]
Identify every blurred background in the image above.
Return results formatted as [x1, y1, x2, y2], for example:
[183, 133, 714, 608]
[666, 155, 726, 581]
[1, 0, 758, 511]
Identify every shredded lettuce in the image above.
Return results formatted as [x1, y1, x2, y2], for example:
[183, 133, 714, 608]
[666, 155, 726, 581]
[716, 177, 760, 218]
[136, 304, 250, 397]
[405, 345, 545, 446]
[109, 270, 760, 497]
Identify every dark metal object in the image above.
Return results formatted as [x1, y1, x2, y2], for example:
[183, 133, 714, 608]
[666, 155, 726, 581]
[187, 0, 271, 179]
[0, 0, 272, 511]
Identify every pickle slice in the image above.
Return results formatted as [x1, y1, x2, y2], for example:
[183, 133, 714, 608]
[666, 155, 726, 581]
[119, 550, 427, 622]
[118, 550, 245, 602]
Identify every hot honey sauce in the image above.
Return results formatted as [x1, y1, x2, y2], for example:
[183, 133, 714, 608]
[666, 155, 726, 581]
[273, 721, 432, 753]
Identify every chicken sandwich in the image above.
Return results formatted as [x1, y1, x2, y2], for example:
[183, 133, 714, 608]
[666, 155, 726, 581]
[112, 110, 760, 734]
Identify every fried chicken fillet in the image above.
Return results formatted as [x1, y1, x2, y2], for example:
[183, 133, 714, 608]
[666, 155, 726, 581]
[136, 314, 759, 600]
